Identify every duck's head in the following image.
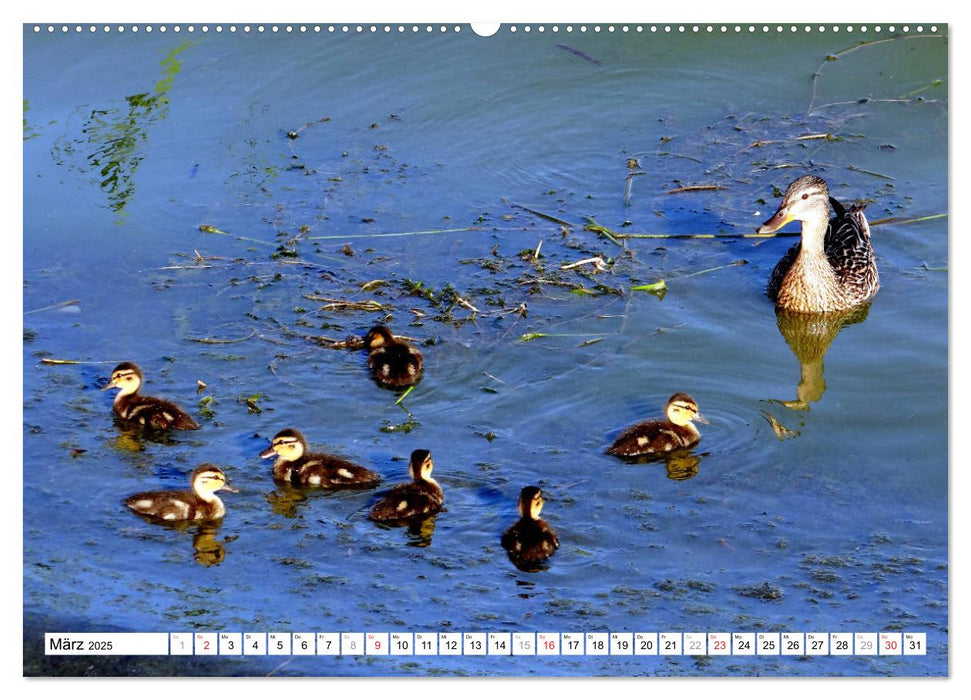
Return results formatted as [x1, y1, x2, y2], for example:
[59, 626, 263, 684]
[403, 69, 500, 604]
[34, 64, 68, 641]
[408, 449, 434, 482]
[518, 486, 545, 520]
[365, 325, 396, 350]
[260, 428, 307, 462]
[102, 362, 143, 396]
[757, 175, 831, 234]
[191, 464, 239, 498]
[665, 393, 708, 426]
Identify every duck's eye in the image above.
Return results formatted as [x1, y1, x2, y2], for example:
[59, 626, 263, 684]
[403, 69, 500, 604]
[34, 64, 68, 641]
[801, 193, 809, 200]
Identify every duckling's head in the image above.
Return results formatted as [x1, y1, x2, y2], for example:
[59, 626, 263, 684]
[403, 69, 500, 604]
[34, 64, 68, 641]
[408, 449, 434, 482]
[757, 175, 831, 234]
[518, 486, 544, 520]
[259, 428, 307, 462]
[191, 464, 239, 498]
[102, 362, 143, 396]
[365, 325, 396, 350]
[665, 393, 709, 426]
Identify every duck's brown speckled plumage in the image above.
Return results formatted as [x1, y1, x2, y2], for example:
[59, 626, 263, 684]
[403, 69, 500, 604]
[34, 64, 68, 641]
[501, 486, 559, 570]
[102, 362, 200, 430]
[369, 449, 443, 522]
[760, 175, 879, 313]
[364, 326, 423, 388]
[607, 393, 707, 459]
[125, 465, 237, 522]
[260, 428, 381, 489]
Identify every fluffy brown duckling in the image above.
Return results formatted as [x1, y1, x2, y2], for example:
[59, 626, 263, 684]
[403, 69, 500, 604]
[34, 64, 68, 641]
[259, 428, 381, 489]
[607, 393, 708, 459]
[125, 465, 237, 522]
[364, 325, 423, 388]
[102, 362, 199, 430]
[368, 449, 443, 522]
[759, 175, 879, 313]
[501, 486, 559, 570]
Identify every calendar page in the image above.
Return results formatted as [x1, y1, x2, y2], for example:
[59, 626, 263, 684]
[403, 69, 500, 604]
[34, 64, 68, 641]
[21, 16, 948, 678]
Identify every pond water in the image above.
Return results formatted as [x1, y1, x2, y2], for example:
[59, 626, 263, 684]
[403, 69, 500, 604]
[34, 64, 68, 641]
[22, 24, 948, 677]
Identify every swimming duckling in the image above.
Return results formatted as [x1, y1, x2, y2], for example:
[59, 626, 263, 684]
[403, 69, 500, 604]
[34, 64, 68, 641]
[259, 428, 381, 488]
[758, 175, 879, 313]
[607, 393, 708, 459]
[102, 362, 200, 430]
[125, 465, 238, 522]
[501, 486, 559, 570]
[364, 325, 423, 388]
[369, 449, 443, 522]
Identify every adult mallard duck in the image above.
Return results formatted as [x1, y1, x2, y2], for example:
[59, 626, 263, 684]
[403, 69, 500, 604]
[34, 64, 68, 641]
[125, 465, 238, 522]
[102, 362, 200, 430]
[501, 486, 559, 570]
[259, 428, 381, 488]
[364, 326, 423, 388]
[759, 175, 879, 313]
[607, 393, 707, 459]
[368, 449, 443, 522]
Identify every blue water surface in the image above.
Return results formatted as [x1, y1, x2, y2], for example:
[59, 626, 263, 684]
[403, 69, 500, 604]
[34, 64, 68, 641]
[22, 24, 948, 677]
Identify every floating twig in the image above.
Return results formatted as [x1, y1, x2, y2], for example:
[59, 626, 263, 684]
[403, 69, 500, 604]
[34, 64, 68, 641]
[505, 200, 576, 228]
[846, 164, 895, 181]
[677, 260, 748, 279]
[808, 34, 945, 113]
[303, 295, 388, 312]
[561, 257, 608, 272]
[870, 213, 947, 227]
[556, 44, 602, 65]
[665, 184, 728, 195]
[656, 151, 705, 164]
[24, 299, 81, 315]
[187, 331, 256, 345]
[899, 78, 944, 99]
[306, 226, 479, 241]
[616, 231, 796, 240]
[582, 218, 623, 247]
[520, 332, 605, 342]
[199, 224, 277, 247]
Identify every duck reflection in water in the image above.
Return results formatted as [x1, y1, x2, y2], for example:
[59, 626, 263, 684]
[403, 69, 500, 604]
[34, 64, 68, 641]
[771, 304, 872, 411]
[265, 482, 312, 519]
[192, 524, 231, 567]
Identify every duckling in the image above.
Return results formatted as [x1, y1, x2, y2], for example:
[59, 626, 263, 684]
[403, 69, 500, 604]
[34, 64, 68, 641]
[369, 449, 443, 522]
[607, 393, 708, 459]
[125, 465, 238, 522]
[102, 362, 200, 430]
[259, 428, 381, 488]
[364, 325, 423, 388]
[501, 486, 559, 570]
[758, 175, 879, 313]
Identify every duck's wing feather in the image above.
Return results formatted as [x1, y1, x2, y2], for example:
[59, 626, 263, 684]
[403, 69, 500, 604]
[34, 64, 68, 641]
[824, 203, 879, 295]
